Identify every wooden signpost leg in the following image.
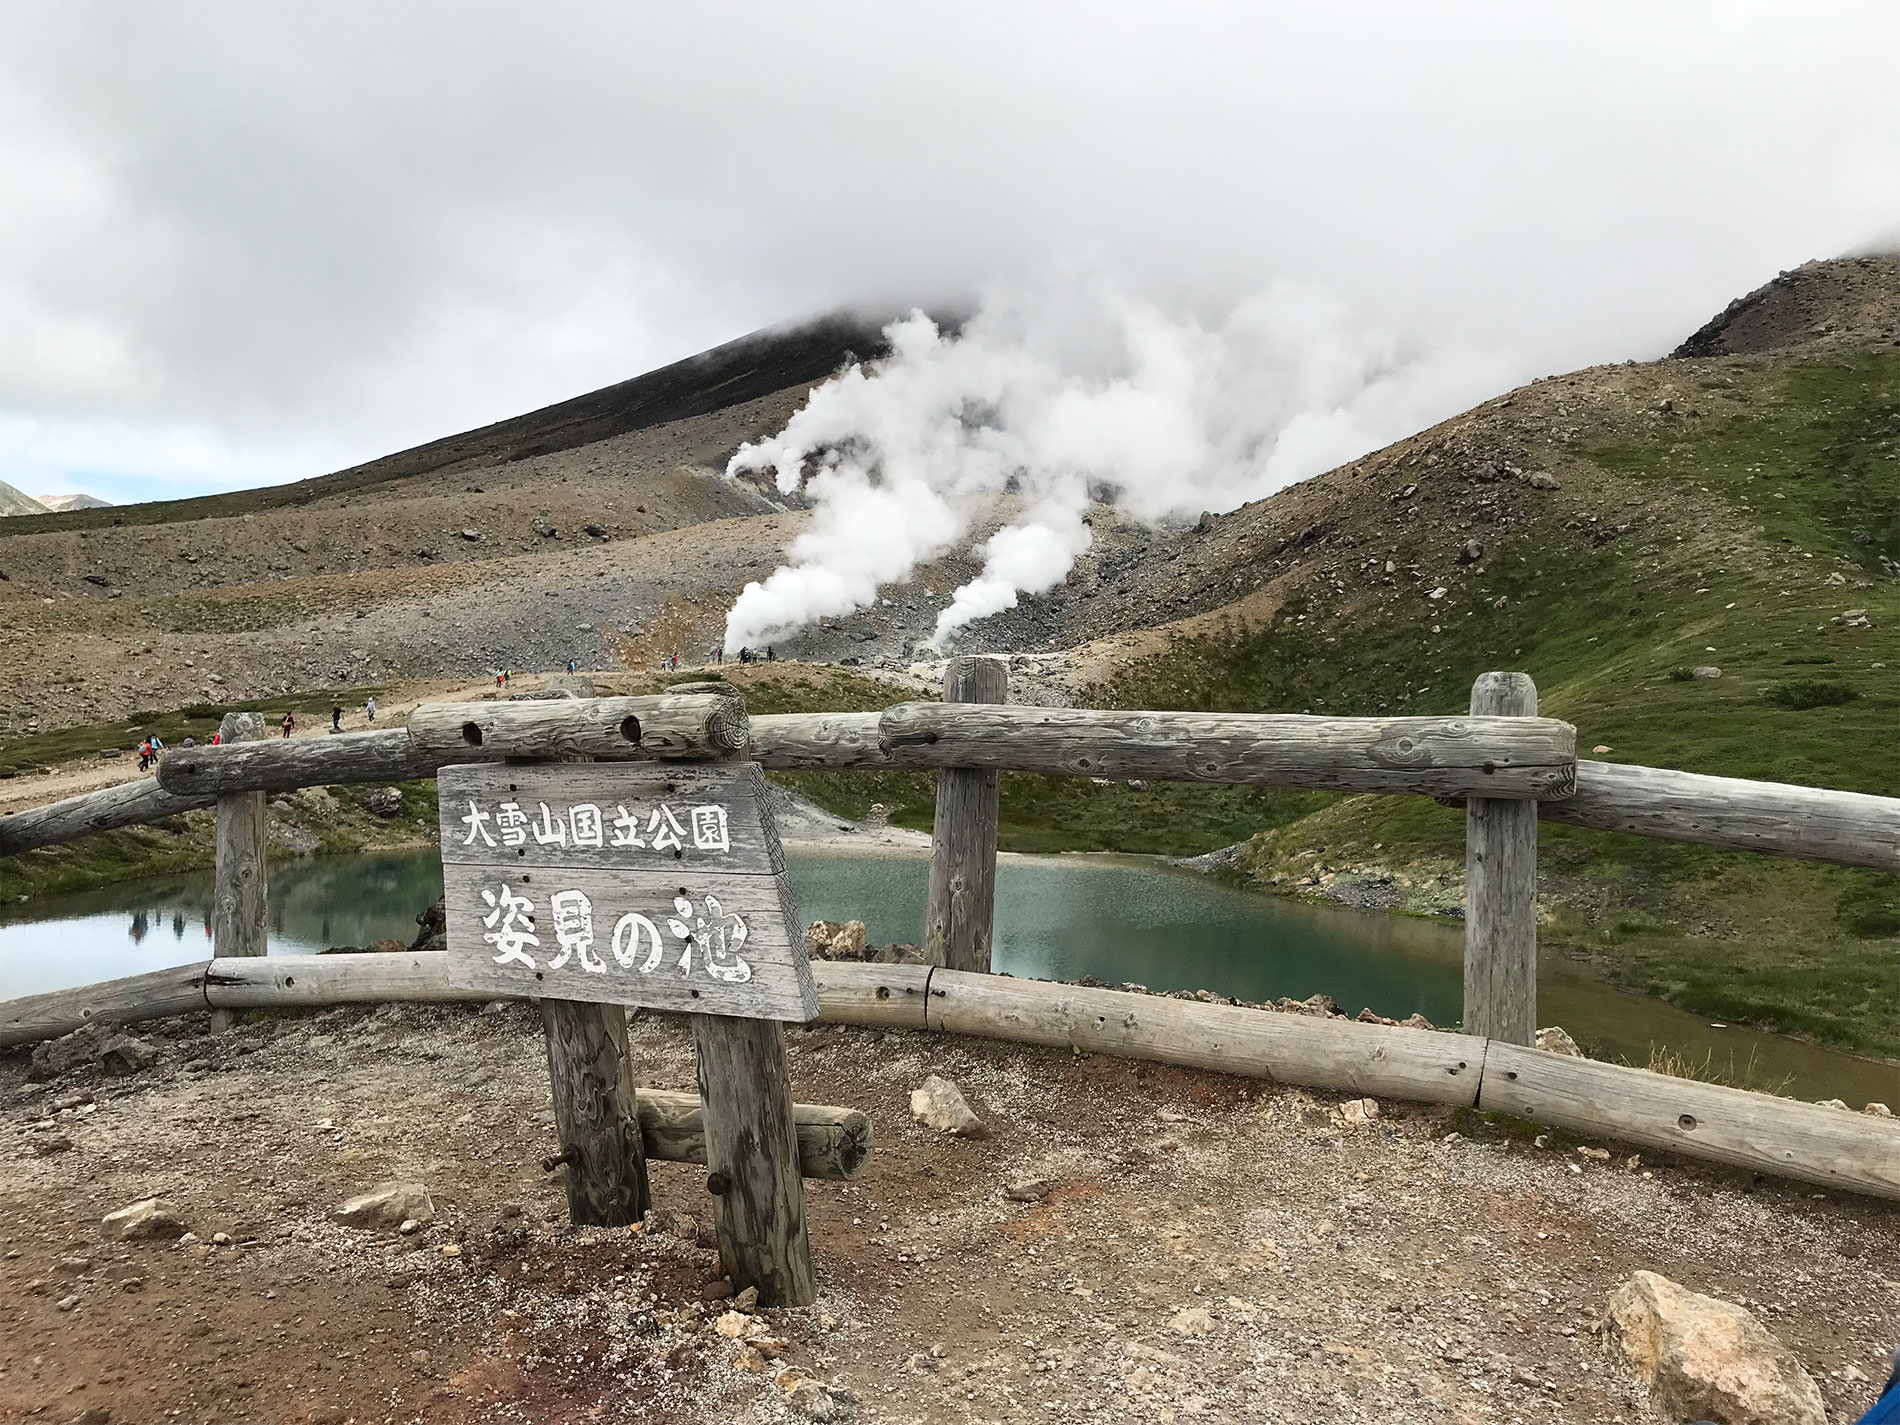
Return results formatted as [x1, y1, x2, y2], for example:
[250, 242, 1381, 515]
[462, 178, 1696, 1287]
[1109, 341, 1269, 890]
[691, 1012, 816, 1306]
[925, 656, 1007, 972]
[209, 711, 269, 1032]
[542, 998, 650, 1226]
[1464, 671, 1540, 1045]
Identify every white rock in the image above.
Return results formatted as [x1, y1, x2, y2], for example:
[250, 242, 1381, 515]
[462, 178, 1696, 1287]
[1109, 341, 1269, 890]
[101, 1198, 188, 1242]
[910, 1075, 986, 1138]
[334, 1182, 435, 1231]
[1168, 1305, 1214, 1335]
[1866, 1102, 1893, 1117]
[1816, 1098, 1851, 1111]
[1333, 1098, 1380, 1127]
[1606, 1270, 1825, 1425]
[1536, 1025, 1583, 1057]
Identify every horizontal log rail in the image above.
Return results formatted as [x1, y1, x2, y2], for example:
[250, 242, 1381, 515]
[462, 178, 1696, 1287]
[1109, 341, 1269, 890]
[1539, 760, 1900, 872]
[6, 700, 1891, 868]
[1, 956, 1893, 1201]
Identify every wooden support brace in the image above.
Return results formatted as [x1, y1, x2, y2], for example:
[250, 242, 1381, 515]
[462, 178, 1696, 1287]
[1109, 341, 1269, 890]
[925, 656, 1007, 972]
[691, 1012, 817, 1305]
[210, 711, 270, 1031]
[1463, 673, 1539, 1045]
[541, 999, 650, 1225]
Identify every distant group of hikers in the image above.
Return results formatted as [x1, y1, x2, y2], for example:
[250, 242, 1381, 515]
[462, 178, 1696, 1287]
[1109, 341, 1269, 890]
[713, 646, 772, 665]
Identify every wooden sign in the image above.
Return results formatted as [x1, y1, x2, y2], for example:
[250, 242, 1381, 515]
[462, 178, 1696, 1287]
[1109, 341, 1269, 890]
[437, 761, 818, 1021]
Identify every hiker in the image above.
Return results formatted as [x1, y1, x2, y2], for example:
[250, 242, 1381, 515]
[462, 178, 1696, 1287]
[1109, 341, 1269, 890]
[496, 672, 504, 688]
[365, 696, 377, 723]
[766, 646, 775, 662]
[568, 658, 578, 675]
[209, 731, 222, 747]
[137, 738, 152, 772]
[280, 710, 295, 738]
[331, 704, 342, 732]
[148, 734, 164, 757]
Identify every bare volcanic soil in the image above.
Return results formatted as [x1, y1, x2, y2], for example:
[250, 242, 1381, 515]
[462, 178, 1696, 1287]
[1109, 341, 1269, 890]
[3, 1002, 1896, 1425]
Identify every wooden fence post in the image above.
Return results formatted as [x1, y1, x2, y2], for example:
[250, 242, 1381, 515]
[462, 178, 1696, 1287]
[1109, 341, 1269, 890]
[686, 698, 817, 1306]
[209, 711, 269, 1031]
[533, 746, 650, 1228]
[925, 656, 1006, 972]
[1463, 672, 1539, 1045]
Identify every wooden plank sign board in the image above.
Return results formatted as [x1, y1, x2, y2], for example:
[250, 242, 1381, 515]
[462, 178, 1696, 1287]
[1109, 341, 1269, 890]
[437, 762, 818, 1021]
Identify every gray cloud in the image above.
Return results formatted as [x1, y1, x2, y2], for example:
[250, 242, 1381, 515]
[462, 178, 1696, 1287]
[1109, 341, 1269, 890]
[2, 1, 1897, 499]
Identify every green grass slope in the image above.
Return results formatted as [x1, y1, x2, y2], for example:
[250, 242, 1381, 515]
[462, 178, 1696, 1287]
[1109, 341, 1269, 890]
[1093, 349, 1898, 1055]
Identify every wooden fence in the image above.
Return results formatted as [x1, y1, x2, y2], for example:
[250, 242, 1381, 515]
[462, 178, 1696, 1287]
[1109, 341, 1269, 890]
[2, 665, 1897, 1202]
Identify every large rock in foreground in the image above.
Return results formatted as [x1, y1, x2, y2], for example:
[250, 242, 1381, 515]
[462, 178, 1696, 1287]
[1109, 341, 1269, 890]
[334, 1183, 435, 1231]
[102, 1198, 188, 1242]
[1606, 1270, 1825, 1425]
[910, 1075, 986, 1139]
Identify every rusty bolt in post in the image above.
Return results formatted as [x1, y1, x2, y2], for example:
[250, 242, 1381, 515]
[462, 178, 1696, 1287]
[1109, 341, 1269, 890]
[705, 1171, 730, 1196]
[542, 1146, 579, 1174]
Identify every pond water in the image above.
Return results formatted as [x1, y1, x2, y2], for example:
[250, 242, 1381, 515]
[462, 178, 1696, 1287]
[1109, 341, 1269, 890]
[4, 845, 1893, 1106]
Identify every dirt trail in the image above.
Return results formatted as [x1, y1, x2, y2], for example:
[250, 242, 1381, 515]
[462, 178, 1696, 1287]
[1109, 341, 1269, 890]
[3, 1002, 1894, 1425]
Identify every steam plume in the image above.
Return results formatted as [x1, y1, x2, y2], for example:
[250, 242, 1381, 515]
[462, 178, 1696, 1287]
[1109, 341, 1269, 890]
[723, 279, 1503, 652]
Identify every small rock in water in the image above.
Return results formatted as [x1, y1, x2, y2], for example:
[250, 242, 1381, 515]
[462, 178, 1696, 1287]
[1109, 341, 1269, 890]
[334, 1182, 435, 1232]
[101, 1198, 188, 1243]
[1605, 1270, 1825, 1425]
[910, 1075, 986, 1138]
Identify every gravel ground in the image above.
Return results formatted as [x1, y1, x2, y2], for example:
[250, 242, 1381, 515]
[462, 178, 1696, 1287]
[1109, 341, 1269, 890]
[4, 1000, 1896, 1424]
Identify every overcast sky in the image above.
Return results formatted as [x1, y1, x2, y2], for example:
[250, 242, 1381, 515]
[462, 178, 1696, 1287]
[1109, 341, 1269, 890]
[3, 2, 1897, 504]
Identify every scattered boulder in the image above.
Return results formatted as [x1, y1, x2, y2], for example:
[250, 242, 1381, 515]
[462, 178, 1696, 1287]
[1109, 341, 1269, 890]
[1003, 1178, 1054, 1203]
[1333, 1098, 1380, 1127]
[910, 1075, 986, 1139]
[1691, 665, 1723, 680]
[458, 528, 481, 541]
[1536, 1026, 1583, 1057]
[805, 920, 868, 960]
[102, 1198, 188, 1242]
[1867, 1102, 1893, 1117]
[1605, 1270, 1825, 1425]
[1455, 539, 1485, 565]
[1168, 1306, 1214, 1335]
[334, 1183, 435, 1232]
[583, 523, 608, 538]
[30, 1024, 158, 1081]
[1525, 470, 1562, 490]
[361, 787, 405, 819]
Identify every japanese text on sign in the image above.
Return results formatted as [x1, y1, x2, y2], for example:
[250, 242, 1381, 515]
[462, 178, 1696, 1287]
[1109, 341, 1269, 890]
[479, 884, 753, 984]
[456, 797, 730, 853]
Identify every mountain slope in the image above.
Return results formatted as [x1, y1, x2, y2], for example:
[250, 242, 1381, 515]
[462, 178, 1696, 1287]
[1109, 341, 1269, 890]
[0, 481, 48, 516]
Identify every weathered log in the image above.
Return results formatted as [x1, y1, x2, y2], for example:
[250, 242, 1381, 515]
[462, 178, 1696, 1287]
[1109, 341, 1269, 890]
[925, 657, 1006, 972]
[750, 711, 892, 769]
[1479, 1041, 1900, 1200]
[638, 1087, 870, 1181]
[1463, 673, 1538, 1045]
[923, 968, 1487, 1107]
[691, 1013, 817, 1305]
[1545, 760, 1900, 872]
[807, 961, 932, 1029]
[542, 997, 649, 1225]
[211, 713, 269, 1037]
[0, 956, 924, 1047]
[407, 694, 748, 764]
[0, 778, 217, 856]
[5, 958, 1897, 1200]
[0, 962, 211, 1047]
[158, 727, 430, 796]
[877, 704, 1578, 799]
